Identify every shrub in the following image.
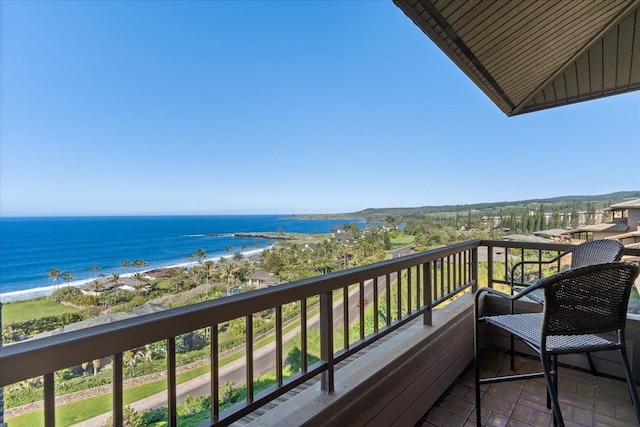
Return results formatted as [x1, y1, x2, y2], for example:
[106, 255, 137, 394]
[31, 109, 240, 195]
[50, 286, 82, 303]
[2, 312, 86, 342]
[104, 405, 142, 427]
[141, 407, 168, 424]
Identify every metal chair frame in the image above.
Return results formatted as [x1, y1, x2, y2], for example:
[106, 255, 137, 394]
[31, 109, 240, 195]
[508, 239, 625, 371]
[475, 262, 640, 427]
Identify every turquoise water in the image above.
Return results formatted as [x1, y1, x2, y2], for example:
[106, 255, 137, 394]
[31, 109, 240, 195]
[0, 215, 358, 299]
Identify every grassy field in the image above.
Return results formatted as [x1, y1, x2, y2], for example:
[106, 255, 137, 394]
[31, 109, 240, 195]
[6, 364, 212, 427]
[390, 232, 414, 248]
[3, 297, 81, 324]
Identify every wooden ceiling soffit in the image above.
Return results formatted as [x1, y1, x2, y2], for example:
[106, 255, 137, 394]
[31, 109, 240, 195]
[394, 0, 640, 116]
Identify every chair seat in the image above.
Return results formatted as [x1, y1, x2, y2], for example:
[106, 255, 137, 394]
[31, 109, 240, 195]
[512, 283, 544, 304]
[485, 313, 615, 353]
[525, 288, 544, 304]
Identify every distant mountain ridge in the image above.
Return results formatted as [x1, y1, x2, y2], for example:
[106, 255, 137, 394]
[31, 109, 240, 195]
[294, 191, 639, 220]
[355, 191, 640, 215]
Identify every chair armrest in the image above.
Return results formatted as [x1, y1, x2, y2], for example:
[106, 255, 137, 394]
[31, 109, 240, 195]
[509, 250, 570, 288]
[475, 282, 543, 317]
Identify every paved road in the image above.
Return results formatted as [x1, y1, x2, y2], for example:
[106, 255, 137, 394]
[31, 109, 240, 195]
[71, 247, 411, 426]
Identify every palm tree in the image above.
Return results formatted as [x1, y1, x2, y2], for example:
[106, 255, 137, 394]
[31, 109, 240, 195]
[48, 268, 61, 291]
[196, 248, 207, 265]
[91, 280, 103, 293]
[220, 262, 239, 296]
[224, 246, 233, 254]
[133, 273, 145, 287]
[203, 260, 215, 285]
[133, 259, 147, 271]
[110, 273, 121, 286]
[193, 249, 207, 282]
[62, 272, 74, 286]
[91, 265, 102, 277]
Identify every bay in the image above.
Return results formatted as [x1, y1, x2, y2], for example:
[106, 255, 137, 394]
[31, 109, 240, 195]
[0, 215, 358, 300]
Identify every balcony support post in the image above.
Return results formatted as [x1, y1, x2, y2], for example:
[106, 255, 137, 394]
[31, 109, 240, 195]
[44, 372, 55, 427]
[113, 352, 123, 427]
[320, 291, 334, 393]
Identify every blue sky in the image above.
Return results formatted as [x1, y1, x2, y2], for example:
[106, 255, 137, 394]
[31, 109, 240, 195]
[1, 1, 639, 217]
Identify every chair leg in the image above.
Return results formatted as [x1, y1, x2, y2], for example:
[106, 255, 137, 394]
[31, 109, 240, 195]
[541, 353, 564, 427]
[509, 299, 515, 371]
[510, 334, 515, 371]
[619, 347, 640, 423]
[586, 352, 597, 375]
[474, 324, 482, 426]
[553, 355, 559, 424]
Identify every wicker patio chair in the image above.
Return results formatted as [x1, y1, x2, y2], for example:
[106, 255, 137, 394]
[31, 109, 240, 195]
[474, 262, 640, 427]
[510, 239, 624, 303]
[508, 239, 625, 371]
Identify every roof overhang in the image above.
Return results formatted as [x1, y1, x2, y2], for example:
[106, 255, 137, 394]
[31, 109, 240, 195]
[394, 0, 640, 116]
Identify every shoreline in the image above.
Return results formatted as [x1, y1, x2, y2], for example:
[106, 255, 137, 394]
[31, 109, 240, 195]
[0, 247, 269, 304]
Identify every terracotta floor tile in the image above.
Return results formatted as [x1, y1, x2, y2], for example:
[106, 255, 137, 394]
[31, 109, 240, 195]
[420, 350, 639, 427]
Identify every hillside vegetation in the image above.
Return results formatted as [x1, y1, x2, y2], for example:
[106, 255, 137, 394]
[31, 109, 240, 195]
[297, 191, 640, 221]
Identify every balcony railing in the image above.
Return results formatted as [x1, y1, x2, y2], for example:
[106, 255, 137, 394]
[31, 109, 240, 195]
[1, 240, 638, 426]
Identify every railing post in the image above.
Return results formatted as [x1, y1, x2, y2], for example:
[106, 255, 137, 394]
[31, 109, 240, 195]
[423, 262, 432, 326]
[320, 291, 334, 393]
[167, 337, 177, 427]
[373, 277, 379, 332]
[276, 306, 283, 387]
[472, 246, 479, 291]
[246, 315, 254, 403]
[113, 352, 123, 427]
[385, 273, 391, 326]
[44, 373, 55, 427]
[359, 281, 365, 340]
[211, 324, 219, 423]
[343, 287, 349, 350]
[301, 298, 308, 373]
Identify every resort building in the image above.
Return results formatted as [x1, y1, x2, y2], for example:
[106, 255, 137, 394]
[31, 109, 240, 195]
[569, 199, 640, 242]
[1, 2, 640, 427]
[245, 271, 280, 289]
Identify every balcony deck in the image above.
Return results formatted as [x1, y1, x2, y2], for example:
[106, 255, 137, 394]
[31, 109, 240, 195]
[421, 348, 640, 427]
[2, 240, 640, 426]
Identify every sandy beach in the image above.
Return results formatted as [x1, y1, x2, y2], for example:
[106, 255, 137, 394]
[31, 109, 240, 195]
[0, 248, 268, 303]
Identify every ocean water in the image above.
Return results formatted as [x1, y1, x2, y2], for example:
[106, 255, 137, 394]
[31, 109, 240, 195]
[0, 215, 358, 301]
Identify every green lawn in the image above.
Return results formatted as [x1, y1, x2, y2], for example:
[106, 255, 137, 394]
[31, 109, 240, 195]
[6, 365, 212, 427]
[390, 233, 414, 247]
[4, 306, 319, 426]
[3, 297, 81, 324]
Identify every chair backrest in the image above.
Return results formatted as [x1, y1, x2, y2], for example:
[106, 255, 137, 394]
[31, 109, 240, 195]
[569, 239, 624, 269]
[541, 262, 639, 337]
